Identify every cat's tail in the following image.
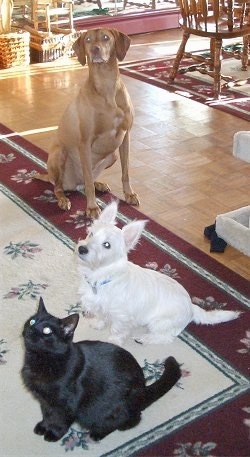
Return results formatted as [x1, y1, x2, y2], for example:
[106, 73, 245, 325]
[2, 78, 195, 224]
[192, 304, 241, 325]
[141, 356, 181, 410]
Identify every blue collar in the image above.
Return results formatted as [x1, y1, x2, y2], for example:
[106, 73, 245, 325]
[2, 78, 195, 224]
[85, 277, 111, 294]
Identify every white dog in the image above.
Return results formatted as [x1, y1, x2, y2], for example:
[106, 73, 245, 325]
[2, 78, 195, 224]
[77, 201, 240, 345]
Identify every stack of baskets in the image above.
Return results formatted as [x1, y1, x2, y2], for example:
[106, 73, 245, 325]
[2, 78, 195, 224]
[0, 30, 30, 69]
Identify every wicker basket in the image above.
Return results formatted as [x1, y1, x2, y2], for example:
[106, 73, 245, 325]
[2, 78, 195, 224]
[30, 31, 80, 63]
[0, 31, 30, 69]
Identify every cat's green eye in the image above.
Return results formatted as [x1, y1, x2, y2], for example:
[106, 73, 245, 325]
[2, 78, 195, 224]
[30, 319, 36, 326]
[43, 327, 52, 335]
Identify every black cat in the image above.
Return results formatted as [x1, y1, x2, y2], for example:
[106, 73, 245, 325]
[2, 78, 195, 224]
[21, 297, 181, 442]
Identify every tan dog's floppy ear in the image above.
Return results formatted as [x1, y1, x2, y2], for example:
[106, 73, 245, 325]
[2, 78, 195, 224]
[72, 33, 87, 66]
[111, 29, 131, 61]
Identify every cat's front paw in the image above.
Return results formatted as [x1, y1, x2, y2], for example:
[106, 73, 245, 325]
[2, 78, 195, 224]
[34, 421, 46, 436]
[89, 430, 107, 441]
[34, 421, 67, 442]
[91, 319, 106, 330]
[44, 430, 62, 442]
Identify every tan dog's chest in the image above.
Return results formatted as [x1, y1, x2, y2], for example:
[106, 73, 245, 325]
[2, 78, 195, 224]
[58, 95, 132, 190]
[60, 90, 132, 157]
[91, 104, 130, 155]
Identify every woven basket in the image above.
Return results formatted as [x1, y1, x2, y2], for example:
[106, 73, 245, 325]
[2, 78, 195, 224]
[0, 31, 30, 69]
[30, 31, 80, 63]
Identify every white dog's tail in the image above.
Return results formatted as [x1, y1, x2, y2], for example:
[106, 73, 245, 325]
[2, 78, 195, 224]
[192, 304, 241, 325]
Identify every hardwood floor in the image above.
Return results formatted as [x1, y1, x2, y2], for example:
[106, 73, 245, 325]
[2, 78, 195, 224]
[1, 29, 250, 280]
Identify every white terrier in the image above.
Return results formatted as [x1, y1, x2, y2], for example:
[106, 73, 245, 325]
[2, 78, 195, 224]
[77, 201, 240, 345]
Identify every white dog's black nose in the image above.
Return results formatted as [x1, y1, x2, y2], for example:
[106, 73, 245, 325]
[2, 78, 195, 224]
[78, 245, 88, 255]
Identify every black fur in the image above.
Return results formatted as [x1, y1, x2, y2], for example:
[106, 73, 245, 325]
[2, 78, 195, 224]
[21, 297, 181, 442]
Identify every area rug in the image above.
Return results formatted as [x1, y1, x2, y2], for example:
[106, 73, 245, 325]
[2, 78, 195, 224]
[119, 52, 250, 121]
[0, 123, 249, 457]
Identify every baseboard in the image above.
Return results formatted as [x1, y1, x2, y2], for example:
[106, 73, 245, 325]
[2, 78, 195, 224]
[74, 9, 180, 35]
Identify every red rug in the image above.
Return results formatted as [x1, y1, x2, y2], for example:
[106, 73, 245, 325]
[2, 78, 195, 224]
[120, 53, 250, 121]
[0, 123, 249, 457]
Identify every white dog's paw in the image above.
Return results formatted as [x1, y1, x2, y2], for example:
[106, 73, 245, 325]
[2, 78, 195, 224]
[91, 319, 106, 330]
[134, 334, 148, 345]
[134, 333, 175, 345]
[108, 334, 125, 346]
[82, 311, 95, 319]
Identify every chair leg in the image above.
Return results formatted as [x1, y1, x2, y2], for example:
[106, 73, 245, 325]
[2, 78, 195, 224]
[46, 4, 51, 33]
[209, 38, 215, 71]
[213, 38, 222, 99]
[169, 31, 190, 82]
[241, 34, 249, 70]
[69, 3, 74, 31]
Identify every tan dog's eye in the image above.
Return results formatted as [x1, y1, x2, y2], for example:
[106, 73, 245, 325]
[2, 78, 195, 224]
[103, 35, 109, 41]
[85, 36, 91, 43]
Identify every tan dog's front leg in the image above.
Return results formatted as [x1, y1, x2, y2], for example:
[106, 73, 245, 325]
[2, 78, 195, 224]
[34, 170, 71, 210]
[119, 132, 139, 206]
[79, 144, 101, 219]
[47, 146, 71, 211]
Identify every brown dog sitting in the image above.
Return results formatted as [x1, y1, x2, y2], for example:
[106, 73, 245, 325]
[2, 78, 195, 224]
[34, 28, 139, 218]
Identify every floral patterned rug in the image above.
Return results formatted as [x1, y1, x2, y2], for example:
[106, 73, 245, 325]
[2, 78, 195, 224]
[120, 52, 250, 121]
[0, 123, 249, 457]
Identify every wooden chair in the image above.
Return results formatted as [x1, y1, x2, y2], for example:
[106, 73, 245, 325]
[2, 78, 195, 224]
[13, 0, 31, 17]
[32, 0, 74, 33]
[169, 0, 250, 98]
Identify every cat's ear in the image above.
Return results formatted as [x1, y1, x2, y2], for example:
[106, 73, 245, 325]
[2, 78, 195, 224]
[37, 296, 47, 315]
[61, 314, 79, 337]
[98, 201, 118, 225]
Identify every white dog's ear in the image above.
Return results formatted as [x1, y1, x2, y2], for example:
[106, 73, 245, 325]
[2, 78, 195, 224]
[122, 220, 147, 251]
[98, 201, 118, 225]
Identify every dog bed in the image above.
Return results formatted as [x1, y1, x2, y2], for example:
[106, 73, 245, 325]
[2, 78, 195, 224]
[216, 206, 250, 257]
[233, 131, 250, 163]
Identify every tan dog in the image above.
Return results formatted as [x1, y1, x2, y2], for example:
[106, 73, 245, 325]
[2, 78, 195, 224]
[34, 28, 139, 218]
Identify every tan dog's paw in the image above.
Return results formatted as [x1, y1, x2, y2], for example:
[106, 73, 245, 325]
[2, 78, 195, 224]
[58, 197, 71, 211]
[94, 181, 111, 193]
[32, 172, 41, 179]
[85, 205, 101, 219]
[124, 192, 140, 206]
[32, 172, 50, 183]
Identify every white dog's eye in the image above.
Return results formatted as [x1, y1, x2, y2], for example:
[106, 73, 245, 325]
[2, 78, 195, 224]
[88, 232, 93, 238]
[103, 241, 111, 249]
